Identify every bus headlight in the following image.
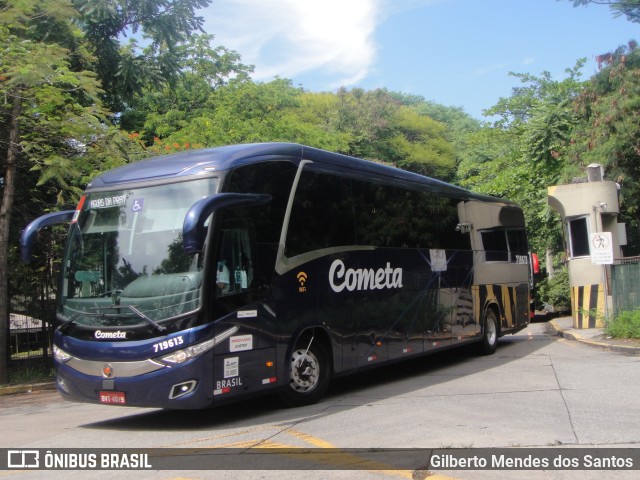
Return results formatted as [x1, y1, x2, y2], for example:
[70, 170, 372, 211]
[53, 345, 73, 364]
[157, 337, 216, 365]
[156, 326, 239, 365]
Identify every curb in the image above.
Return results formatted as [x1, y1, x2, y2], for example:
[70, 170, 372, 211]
[549, 319, 640, 355]
[0, 381, 56, 396]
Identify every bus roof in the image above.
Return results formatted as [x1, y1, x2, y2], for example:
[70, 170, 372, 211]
[87, 142, 513, 205]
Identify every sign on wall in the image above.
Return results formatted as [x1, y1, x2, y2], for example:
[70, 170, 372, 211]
[590, 232, 614, 265]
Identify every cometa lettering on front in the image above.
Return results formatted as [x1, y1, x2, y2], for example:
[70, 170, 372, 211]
[329, 259, 403, 293]
[94, 330, 127, 340]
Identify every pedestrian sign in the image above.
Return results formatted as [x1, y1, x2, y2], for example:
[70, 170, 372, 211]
[590, 232, 614, 265]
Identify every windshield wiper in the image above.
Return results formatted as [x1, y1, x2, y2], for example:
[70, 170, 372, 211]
[87, 304, 167, 333]
[127, 305, 167, 333]
[57, 313, 79, 332]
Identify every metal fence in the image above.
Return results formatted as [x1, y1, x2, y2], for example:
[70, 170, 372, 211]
[611, 257, 640, 316]
[2, 235, 59, 383]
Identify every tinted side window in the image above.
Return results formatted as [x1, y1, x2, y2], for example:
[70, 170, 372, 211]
[507, 229, 528, 256]
[481, 230, 509, 262]
[481, 228, 528, 262]
[225, 162, 297, 243]
[286, 171, 470, 257]
[286, 171, 357, 257]
[352, 180, 468, 250]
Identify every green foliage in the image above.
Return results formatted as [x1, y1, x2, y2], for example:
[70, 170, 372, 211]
[460, 63, 586, 256]
[72, 0, 212, 112]
[141, 81, 461, 181]
[6, 364, 54, 386]
[123, 33, 253, 138]
[391, 107, 456, 179]
[606, 308, 640, 339]
[567, 43, 640, 253]
[568, 1, 640, 24]
[535, 268, 571, 312]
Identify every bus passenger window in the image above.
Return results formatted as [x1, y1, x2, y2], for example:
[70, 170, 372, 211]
[216, 228, 253, 296]
[481, 230, 509, 262]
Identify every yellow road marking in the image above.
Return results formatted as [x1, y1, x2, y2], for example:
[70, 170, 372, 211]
[157, 425, 462, 479]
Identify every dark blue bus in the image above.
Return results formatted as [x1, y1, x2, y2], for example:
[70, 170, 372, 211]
[21, 143, 530, 409]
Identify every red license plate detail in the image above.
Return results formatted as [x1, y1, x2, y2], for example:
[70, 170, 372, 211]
[99, 391, 126, 405]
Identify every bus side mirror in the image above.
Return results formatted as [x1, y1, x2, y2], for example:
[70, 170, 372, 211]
[21, 210, 75, 263]
[182, 193, 271, 254]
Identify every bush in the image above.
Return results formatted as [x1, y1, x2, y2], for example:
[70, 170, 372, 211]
[535, 267, 571, 312]
[606, 309, 640, 339]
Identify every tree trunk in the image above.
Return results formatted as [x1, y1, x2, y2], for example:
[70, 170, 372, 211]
[546, 248, 555, 279]
[0, 93, 22, 384]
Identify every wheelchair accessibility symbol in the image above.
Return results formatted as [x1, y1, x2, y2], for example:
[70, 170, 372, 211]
[132, 198, 144, 212]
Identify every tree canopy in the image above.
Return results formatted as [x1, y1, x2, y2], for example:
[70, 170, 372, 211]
[569, 0, 640, 24]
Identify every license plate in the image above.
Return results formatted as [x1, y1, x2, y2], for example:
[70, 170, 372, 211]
[99, 391, 126, 405]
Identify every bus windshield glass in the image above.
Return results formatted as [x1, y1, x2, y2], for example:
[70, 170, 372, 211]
[60, 177, 218, 327]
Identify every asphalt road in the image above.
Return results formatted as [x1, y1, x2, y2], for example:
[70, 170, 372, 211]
[2, 321, 640, 480]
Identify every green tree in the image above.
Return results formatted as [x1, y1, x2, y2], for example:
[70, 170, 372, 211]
[568, 42, 640, 253]
[389, 106, 456, 180]
[412, 100, 483, 170]
[123, 33, 253, 141]
[72, 0, 211, 114]
[460, 63, 586, 262]
[568, 0, 640, 23]
[151, 78, 354, 151]
[331, 88, 457, 179]
[0, 0, 116, 383]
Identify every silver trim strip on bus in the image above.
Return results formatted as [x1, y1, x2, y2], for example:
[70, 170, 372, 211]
[275, 159, 376, 274]
[62, 326, 240, 378]
[66, 357, 165, 378]
[276, 159, 313, 275]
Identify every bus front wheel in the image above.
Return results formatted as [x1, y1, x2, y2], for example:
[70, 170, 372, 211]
[479, 308, 499, 355]
[279, 335, 329, 407]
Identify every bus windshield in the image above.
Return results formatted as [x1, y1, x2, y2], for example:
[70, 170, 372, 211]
[60, 178, 218, 328]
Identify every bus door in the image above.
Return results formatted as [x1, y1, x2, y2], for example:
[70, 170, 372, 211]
[211, 220, 278, 399]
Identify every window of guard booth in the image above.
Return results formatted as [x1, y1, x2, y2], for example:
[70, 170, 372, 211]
[568, 216, 590, 258]
[216, 227, 254, 296]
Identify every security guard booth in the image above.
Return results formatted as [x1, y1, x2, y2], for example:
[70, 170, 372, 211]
[548, 165, 625, 328]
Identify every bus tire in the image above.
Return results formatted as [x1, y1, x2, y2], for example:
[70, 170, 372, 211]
[279, 335, 330, 407]
[479, 308, 499, 355]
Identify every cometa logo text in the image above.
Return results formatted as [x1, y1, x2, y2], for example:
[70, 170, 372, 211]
[94, 330, 127, 339]
[329, 259, 403, 293]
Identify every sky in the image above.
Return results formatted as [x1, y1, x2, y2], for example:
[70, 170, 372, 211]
[201, 0, 640, 119]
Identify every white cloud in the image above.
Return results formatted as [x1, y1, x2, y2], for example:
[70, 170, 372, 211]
[201, 0, 381, 87]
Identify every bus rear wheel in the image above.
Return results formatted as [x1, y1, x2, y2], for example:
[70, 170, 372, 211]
[479, 308, 499, 355]
[279, 335, 329, 407]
